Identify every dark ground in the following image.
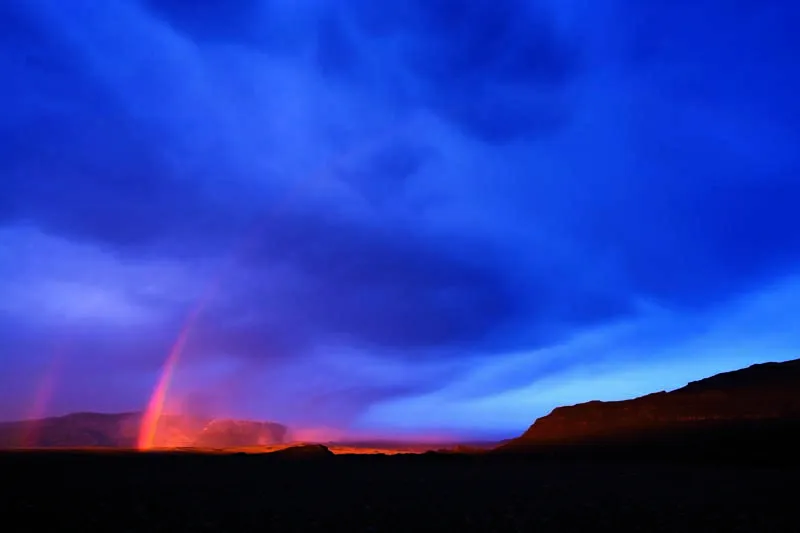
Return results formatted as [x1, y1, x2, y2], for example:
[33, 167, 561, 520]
[1, 450, 798, 532]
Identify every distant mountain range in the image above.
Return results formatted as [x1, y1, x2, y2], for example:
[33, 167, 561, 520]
[497, 358, 800, 460]
[0, 412, 287, 449]
[4, 358, 799, 458]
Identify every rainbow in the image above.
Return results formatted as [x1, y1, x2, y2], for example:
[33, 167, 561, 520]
[23, 342, 69, 447]
[137, 307, 202, 450]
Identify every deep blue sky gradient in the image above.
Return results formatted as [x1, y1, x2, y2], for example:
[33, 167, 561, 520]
[1, 0, 799, 439]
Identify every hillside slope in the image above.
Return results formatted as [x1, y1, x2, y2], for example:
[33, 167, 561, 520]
[0, 412, 288, 449]
[498, 358, 800, 457]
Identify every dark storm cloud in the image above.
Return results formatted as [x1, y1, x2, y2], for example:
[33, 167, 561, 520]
[0, 2, 259, 254]
[624, 0, 799, 65]
[7, 0, 797, 361]
[541, 0, 800, 312]
[345, 0, 575, 85]
[336, 140, 431, 207]
[185, 207, 526, 353]
[3, 0, 800, 431]
[142, 0, 270, 46]
[576, 172, 800, 310]
[314, 9, 363, 79]
[0, 0, 628, 363]
[0, 1, 532, 359]
[621, 0, 800, 121]
[2, 111, 242, 252]
[142, 0, 581, 143]
[5, 0, 800, 355]
[335, 0, 581, 142]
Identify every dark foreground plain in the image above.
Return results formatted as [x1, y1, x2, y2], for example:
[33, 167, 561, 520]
[2, 449, 798, 533]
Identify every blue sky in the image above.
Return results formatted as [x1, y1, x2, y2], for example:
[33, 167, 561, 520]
[1, 0, 799, 439]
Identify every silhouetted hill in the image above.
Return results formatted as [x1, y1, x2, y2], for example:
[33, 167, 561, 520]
[0, 412, 287, 448]
[269, 444, 335, 459]
[497, 358, 800, 461]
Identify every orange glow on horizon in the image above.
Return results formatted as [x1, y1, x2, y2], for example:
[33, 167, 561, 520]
[288, 426, 463, 446]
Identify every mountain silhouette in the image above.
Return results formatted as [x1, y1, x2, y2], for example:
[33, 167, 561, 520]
[497, 358, 800, 462]
[0, 412, 287, 449]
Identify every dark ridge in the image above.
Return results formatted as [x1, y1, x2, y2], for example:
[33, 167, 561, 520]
[677, 358, 800, 392]
[267, 444, 335, 459]
[496, 357, 800, 465]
